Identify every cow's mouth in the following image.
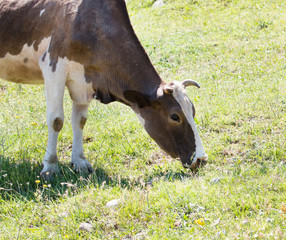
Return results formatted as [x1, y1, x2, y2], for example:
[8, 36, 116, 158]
[182, 153, 208, 170]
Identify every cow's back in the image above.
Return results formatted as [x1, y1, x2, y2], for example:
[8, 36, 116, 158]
[0, 0, 59, 57]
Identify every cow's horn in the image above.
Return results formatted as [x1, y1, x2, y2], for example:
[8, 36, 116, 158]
[182, 79, 200, 88]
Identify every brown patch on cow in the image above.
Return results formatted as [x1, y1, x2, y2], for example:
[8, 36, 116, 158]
[23, 58, 29, 64]
[53, 117, 63, 132]
[80, 116, 87, 130]
[79, 153, 86, 160]
[70, 0, 162, 100]
[46, 155, 59, 164]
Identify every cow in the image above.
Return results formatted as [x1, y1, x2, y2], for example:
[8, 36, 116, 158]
[0, 0, 208, 179]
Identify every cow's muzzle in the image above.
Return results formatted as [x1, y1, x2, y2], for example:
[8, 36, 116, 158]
[183, 153, 208, 169]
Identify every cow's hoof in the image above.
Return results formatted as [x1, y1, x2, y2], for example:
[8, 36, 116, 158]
[40, 170, 56, 181]
[40, 164, 59, 181]
[72, 159, 93, 174]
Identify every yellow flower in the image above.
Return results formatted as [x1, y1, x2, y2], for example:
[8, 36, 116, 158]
[194, 218, 205, 226]
[31, 122, 38, 126]
[35, 180, 40, 184]
[43, 184, 48, 188]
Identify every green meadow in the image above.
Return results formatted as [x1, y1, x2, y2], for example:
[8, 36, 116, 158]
[0, 0, 285, 239]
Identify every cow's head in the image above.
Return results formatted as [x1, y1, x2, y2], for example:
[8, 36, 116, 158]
[123, 80, 208, 169]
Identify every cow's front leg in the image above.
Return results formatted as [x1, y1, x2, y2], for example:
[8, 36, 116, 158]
[41, 115, 63, 179]
[40, 56, 67, 180]
[71, 103, 93, 173]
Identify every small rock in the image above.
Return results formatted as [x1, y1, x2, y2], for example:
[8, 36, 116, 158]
[48, 232, 55, 239]
[134, 232, 146, 240]
[197, 206, 205, 212]
[174, 220, 182, 228]
[146, 180, 153, 187]
[242, 218, 249, 225]
[58, 211, 69, 218]
[210, 178, 221, 184]
[189, 203, 196, 208]
[189, 203, 205, 212]
[212, 218, 220, 227]
[216, 230, 226, 236]
[153, 0, 164, 8]
[79, 222, 93, 232]
[106, 199, 121, 208]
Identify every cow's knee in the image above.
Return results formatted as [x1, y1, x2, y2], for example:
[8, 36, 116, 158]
[52, 117, 63, 132]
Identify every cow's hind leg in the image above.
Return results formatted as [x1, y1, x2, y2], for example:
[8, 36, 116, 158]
[39, 55, 67, 180]
[71, 103, 93, 174]
[65, 61, 94, 174]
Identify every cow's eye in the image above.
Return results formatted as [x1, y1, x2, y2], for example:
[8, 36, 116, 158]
[170, 113, 180, 123]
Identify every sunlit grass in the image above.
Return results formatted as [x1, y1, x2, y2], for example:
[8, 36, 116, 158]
[0, 0, 285, 239]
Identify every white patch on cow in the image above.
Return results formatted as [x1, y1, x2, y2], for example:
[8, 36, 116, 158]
[171, 81, 208, 166]
[40, 9, 45, 16]
[66, 61, 94, 105]
[0, 37, 51, 84]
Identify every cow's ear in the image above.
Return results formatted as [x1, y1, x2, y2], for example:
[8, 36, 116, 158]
[123, 90, 151, 108]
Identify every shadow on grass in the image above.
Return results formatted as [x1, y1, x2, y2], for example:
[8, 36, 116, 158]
[0, 155, 196, 201]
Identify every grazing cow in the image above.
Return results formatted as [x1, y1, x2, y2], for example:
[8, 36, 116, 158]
[0, 0, 207, 179]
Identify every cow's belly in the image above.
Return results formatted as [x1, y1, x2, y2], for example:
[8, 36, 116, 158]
[0, 38, 50, 84]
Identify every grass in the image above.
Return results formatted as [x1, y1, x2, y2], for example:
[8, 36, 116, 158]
[0, 0, 285, 239]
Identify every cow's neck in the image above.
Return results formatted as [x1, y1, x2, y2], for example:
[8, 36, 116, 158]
[88, 42, 163, 105]
[72, 0, 163, 105]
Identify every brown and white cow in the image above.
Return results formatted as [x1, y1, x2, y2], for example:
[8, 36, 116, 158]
[0, 0, 207, 179]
